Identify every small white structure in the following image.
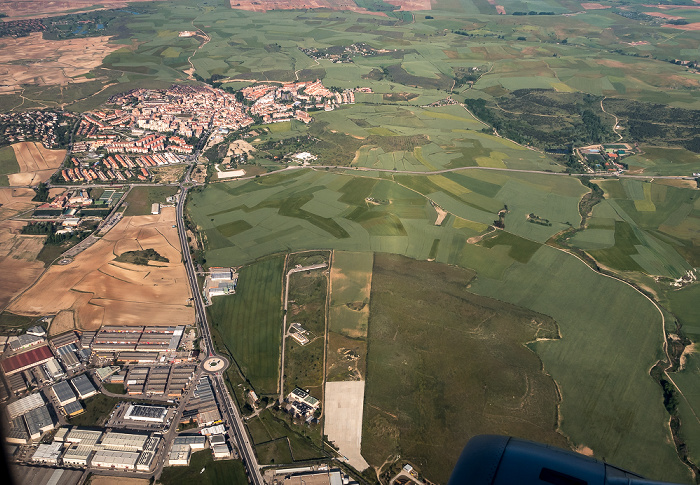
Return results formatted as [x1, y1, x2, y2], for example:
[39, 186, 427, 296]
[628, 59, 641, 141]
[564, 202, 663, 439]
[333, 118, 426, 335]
[26, 326, 46, 337]
[151, 203, 160, 215]
[212, 442, 231, 459]
[31, 442, 63, 465]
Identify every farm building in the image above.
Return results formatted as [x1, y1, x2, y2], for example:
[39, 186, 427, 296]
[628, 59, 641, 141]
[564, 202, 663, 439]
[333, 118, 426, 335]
[71, 374, 97, 399]
[26, 326, 46, 337]
[151, 203, 160, 215]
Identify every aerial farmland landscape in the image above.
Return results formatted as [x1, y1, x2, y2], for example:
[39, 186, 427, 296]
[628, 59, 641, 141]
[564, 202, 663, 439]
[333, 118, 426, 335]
[0, 0, 699, 484]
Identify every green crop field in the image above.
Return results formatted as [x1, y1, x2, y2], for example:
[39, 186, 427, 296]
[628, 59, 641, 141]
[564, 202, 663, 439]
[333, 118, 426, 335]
[207, 256, 284, 396]
[245, 408, 325, 464]
[283, 268, 327, 396]
[123, 186, 179, 216]
[0, 146, 19, 175]
[469, 245, 690, 483]
[363, 253, 567, 483]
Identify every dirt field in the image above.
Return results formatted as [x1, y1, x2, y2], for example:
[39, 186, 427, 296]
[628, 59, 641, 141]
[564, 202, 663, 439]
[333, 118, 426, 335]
[325, 381, 369, 471]
[581, 2, 611, 9]
[645, 11, 686, 20]
[0, 32, 121, 93]
[49, 310, 75, 337]
[9, 142, 65, 186]
[0, 188, 38, 221]
[0, 191, 46, 310]
[8, 207, 195, 330]
[89, 477, 150, 485]
[0, 0, 163, 19]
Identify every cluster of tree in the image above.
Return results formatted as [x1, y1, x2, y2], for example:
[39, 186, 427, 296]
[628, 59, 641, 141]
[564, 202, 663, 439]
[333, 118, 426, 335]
[512, 11, 555, 15]
[21, 221, 82, 245]
[32, 182, 49, 202]
[527, 214, 552, 226]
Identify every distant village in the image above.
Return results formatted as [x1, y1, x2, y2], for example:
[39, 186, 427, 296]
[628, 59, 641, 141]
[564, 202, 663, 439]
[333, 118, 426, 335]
[63, 81, 359, 184]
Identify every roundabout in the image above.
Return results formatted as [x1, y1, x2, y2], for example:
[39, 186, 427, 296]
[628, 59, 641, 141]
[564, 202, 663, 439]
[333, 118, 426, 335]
[203, 355, 228, 373]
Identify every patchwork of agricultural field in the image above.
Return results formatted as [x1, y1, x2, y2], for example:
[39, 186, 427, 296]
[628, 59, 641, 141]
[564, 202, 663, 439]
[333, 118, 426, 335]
[2, 0, 700, 482]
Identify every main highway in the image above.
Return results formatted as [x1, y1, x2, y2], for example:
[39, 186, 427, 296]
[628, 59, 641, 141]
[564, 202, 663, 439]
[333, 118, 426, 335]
[175, 177, 265, 485]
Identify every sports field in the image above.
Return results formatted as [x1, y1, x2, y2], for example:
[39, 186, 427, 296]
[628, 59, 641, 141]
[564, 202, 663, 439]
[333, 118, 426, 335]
[208, 255, 284, 396]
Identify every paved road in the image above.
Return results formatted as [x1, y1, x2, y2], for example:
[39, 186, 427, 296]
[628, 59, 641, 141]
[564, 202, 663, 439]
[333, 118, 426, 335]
[175, 178, 265, 485]
[225, 163, 698, 183]
[279, 262, 328, 403]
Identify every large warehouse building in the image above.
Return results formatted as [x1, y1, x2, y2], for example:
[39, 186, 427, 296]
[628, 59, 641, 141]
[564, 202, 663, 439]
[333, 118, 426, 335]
[52, 381, 77, 407]
[91, 450, 140, 471]
[124, 404, 168, 423]
[1, 345, 54, 376]
[70, 374, 97, 400]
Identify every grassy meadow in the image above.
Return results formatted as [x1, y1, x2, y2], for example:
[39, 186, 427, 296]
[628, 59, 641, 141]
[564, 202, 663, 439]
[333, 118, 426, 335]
[207, 255, 284, 396]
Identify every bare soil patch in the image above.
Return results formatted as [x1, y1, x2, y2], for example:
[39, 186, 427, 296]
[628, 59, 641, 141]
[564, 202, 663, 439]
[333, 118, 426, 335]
[0, 0, 162, 19]
[9, 142, 65, 186]
[49, 310, 75, 337]
[581, 2, 611, 9]
[8, 207, 194, 330]
[0, 188, 37, 220]
[0, 217, 46, 310]
[0, 32, 121, 93]
[645, 11, 686, 20]
[89, 477, 150, 485]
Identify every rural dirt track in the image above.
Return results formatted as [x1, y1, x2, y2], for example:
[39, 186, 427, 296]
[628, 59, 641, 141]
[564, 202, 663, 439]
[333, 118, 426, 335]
[8, 207, 194, 330]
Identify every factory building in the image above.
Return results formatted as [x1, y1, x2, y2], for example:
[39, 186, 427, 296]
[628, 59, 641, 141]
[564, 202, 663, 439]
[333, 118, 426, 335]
[25, 405, 56, 440]
[99, 431, 149, 451]
[91, 450, 141, 471]
[52, 380, 77, 406]
[44, 357, 65, 380]
[63, 400, 85, 417]
[55, 427, 103, 446]
[173, 434, 206, 450]
[6, 392, 45, 419]
[31, 442, 63, 465]
[71, 374, 98, 399]
[62, 445, 93, 467]
[124, 404, 168, 423]
[167, 444, 192, 466]
[1, 345, 54, 375]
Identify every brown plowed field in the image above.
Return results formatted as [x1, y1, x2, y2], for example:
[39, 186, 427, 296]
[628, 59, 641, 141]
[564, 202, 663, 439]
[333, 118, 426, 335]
[0, 189, 45, 310]
[9, 142, 65, 186]
[8, 207, 195, 330]
[0, 33, 121, 93]
[0, 0, 163, 19]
